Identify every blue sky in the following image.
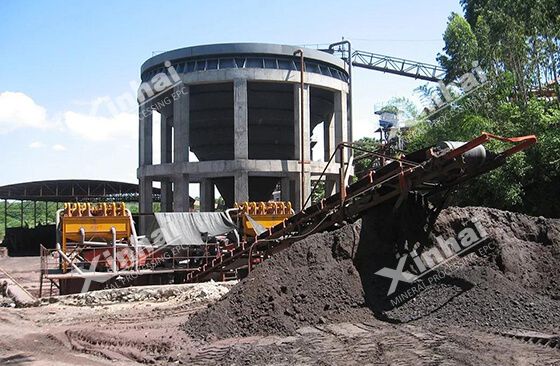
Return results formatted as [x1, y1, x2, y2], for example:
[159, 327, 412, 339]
[0, 0, 462, 194]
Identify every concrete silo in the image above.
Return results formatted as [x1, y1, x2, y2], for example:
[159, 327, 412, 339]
[137, 43, 351, 219]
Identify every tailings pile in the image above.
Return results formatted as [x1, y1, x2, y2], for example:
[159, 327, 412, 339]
[184, 204, 560, 339]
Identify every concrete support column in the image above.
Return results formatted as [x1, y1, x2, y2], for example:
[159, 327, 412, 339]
[234, 79, 249, 160]
[160, 179, 173, 212]
[173, 174, 190, 212]
[292, 172, 311, 212]
[159, 110, 174, 212]
[200, 178, 214, 212]
[324, 177, 337, 198]
[138, 104, 153, 234]
[173, 84, 189, 164]
[324, 112, 336, 161]
[293, 84, 311, 161]
[234, 172, 249, 203]
[280, 177, 291, 202]
[172, 85, 190, 212]
[160, 110, 172, 164]
[139, 178, 153, 234]
[139, 105, 153, 166]
[232, 79, 249, 205]
[293, 84, 311, 210]
[334, 90, 348, 164]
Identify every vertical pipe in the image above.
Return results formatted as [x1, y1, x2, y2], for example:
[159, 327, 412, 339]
[20, 200, 23, 227]
[126, 209, 139, 272]
[4, 199, 7, 234]
[339, 146, 346, 204]
[111, 226, 117, 273]
[329, 40, 353, 166]
[45, 201, 48, 223]
[294, 49, 305, 210]
[347, 43, 353, 144]
[300, 55, 305, 210]
[34, 201, 37, 227]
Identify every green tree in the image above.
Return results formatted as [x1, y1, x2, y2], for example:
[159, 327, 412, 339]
[400, 0, 560, 217]
[310, 181, 326, 203]
[459, 0, 560, 104]
[379, 97, 420, 121]
[437, 12, 479, 82]
[352, 137, 382, 178]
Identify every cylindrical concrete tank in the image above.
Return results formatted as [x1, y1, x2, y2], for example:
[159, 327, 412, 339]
[137, 43, 351, 214]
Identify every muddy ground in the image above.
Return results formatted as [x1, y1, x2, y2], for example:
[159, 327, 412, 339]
[0, 206, 559, 365]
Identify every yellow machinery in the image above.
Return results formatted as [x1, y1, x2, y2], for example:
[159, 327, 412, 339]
[58, 202, 137, 272]
[234, 201, 294, 240]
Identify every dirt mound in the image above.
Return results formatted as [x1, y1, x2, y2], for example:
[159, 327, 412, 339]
[382, 207, 560, 331]
[184, 223, 375, 339]
[433, 206, 560, 298]
[184, 205, 560, 339]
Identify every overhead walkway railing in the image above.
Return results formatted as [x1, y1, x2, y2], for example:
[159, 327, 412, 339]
[351, 50, 446, 82]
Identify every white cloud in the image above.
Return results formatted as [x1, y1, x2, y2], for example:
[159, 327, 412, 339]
[29, 141, 45, 149]
[63, 111, 137, 141]
[0, 91, 139, 143]
[52, 144, 67, 151]
[0, 91, 48, 133]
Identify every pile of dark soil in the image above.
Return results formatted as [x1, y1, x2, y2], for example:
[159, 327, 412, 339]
[184, 222, 374, 339]
[382, 207, 560, 331]
[434, 207, 560, 299]
[184, 204, 560, 339]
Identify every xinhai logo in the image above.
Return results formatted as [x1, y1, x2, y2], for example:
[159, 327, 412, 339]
[137, 61, 182, 105]
[424, 61, 487, 114]
[375, 218, 488, 295]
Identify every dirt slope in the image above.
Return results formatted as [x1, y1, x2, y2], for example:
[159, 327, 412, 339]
[185, 205, 560, 340]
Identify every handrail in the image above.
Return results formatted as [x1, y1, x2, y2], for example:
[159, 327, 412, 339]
[303, 141, 422, 209]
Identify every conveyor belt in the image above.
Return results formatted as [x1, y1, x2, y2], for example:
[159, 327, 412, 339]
[185, 133, 536, 283]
